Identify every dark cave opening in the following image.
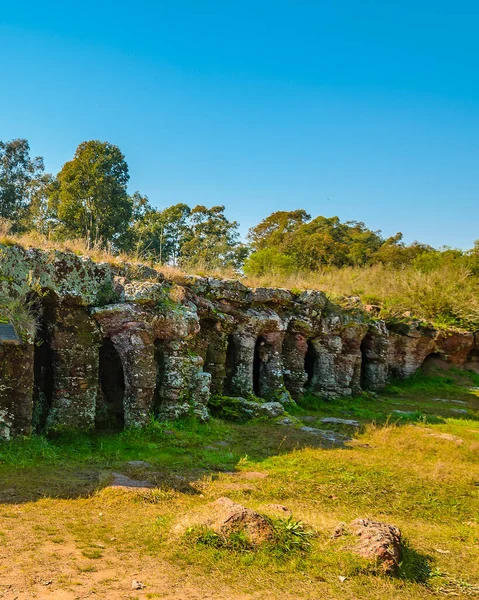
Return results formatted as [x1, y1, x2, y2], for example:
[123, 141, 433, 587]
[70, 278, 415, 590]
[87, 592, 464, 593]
[360, 337, 369, 390]
[33, 334, 54, 432]
[253, 336, 266, 396]
[304, 340, 318, 389]
[97, 338, 125, 430]
[467, 348, 479, 363]
[153, 340, 166, 413]
[224, 334, 237, 395]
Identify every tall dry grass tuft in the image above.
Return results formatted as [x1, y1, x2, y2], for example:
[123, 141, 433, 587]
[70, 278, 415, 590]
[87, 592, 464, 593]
[243, 263, 479, 329]
[0, 295, 38, 341]
[0, 218, 13, 237]
[0, 230, 154, 267]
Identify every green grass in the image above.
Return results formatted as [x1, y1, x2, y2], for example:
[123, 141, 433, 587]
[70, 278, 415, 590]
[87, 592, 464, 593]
[0, 294, 38, 341]
[0, 366, 478, 598]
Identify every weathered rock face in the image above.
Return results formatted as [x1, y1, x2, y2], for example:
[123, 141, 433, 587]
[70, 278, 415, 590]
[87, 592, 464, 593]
[333, 518, 402, 572]
[175, 496, 275, 545]
[0, 344, 34, 439]
[0, 245, 477, 438]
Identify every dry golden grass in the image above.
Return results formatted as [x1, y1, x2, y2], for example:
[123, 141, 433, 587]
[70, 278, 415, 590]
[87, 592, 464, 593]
[244, 263, 479, 329]
[2, 225, 478, 328]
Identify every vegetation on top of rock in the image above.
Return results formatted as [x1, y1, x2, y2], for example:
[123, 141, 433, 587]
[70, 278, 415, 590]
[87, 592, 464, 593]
[0, 295, 37, 342]
[1, 137, 479, 330]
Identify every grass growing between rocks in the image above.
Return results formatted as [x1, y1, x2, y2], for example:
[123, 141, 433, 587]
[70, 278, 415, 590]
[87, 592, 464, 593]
[0, 367, 478, 599]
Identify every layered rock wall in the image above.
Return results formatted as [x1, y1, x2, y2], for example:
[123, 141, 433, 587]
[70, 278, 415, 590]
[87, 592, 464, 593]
[0, 245, 477, 439]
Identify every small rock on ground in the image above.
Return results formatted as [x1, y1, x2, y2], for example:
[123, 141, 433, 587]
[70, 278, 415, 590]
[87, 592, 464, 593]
[127, 460, 152, 468]
[276, 417, 295, 426]
[110, 473, 154, 489]
[320, 417, 360, 427]
[434, 398, 467, 405]
[300, 426, 348, 443]
[175, 497, 275, 545]
[333, 518, 401, 573]
[131, 580, 145, 590]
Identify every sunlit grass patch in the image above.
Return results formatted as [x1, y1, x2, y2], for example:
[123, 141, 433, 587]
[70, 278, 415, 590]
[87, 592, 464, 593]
[1, 369, 479, 598]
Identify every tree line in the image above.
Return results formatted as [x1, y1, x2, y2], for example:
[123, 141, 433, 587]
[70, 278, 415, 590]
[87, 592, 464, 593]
[1, 138, 478, 275]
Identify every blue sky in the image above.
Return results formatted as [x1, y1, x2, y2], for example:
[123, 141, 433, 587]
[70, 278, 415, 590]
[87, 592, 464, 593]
[1, 1, 478, 248]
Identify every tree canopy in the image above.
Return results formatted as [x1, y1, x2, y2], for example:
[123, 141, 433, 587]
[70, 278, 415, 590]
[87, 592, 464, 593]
[244, 211, 435, 275]
[47, 141, 132, 246]
[0, 139, 46, 230]
[1, 137, 477, 282]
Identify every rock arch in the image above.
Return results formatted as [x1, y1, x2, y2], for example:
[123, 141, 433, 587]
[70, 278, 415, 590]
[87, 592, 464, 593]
[466, 346, 479, 373]
[96, 338, 125, 430]
[304, 340, 318, 390]
[32, 332, 54, 432]
[224, 334, 238, 395]
[253, 336, 267, 396]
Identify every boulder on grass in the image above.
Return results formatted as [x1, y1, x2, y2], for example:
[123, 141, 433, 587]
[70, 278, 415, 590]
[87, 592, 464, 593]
[209, 396, 284, 420]
[333, 518, 401, 572]
[176, 497, 275, 545]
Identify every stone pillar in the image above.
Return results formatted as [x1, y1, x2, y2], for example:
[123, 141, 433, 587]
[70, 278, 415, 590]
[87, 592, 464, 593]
[188, 357, 211, 421]
[310, 335, 339, 398]
[311, 317, 367, 398]
[0, 343, 34, 439]
[360, 321, 390, 391]
[156, 340, 211, 420]
[256, 331, 285, 397]
[225, 332, 256, 397]
[282, 332, 308, 400]
[48, 306, 101, 430]
[112, 329, 157, 427]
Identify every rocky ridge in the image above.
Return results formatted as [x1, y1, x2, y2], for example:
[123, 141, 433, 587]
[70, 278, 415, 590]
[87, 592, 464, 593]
[0, 244, 477, 439]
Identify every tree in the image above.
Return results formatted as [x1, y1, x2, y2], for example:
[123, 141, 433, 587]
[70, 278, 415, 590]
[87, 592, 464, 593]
[27, 173, 56, 236]
[243, 247, 296, 277]
[131, 202, 191, 264]
[288, 216, 350, 269]
[467, 240, 479, 275]
[181, 205, 246, 270]
[0, 139, 45, 230]
[246, 211, 411, 271]
[247, 209, 311, 251]
[48, 141, 132, 246]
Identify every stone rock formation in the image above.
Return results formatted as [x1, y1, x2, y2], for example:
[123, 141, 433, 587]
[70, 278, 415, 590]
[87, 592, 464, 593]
[175, 496, 275, 545]
[333, 518, 402, 572]
[0, 244, 477, 438]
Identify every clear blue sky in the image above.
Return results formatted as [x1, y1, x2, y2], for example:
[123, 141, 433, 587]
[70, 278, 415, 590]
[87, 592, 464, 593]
[1, 1, 478, 248]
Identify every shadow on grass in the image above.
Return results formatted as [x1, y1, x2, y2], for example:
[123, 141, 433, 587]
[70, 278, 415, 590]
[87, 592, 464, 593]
[0, 415, 334, 504]
[397, 540, 434, 584]
[1, 365, 478, 505]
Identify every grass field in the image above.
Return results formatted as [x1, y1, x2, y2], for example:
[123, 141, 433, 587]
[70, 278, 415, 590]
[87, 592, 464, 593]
[1, 366, 478, 599]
